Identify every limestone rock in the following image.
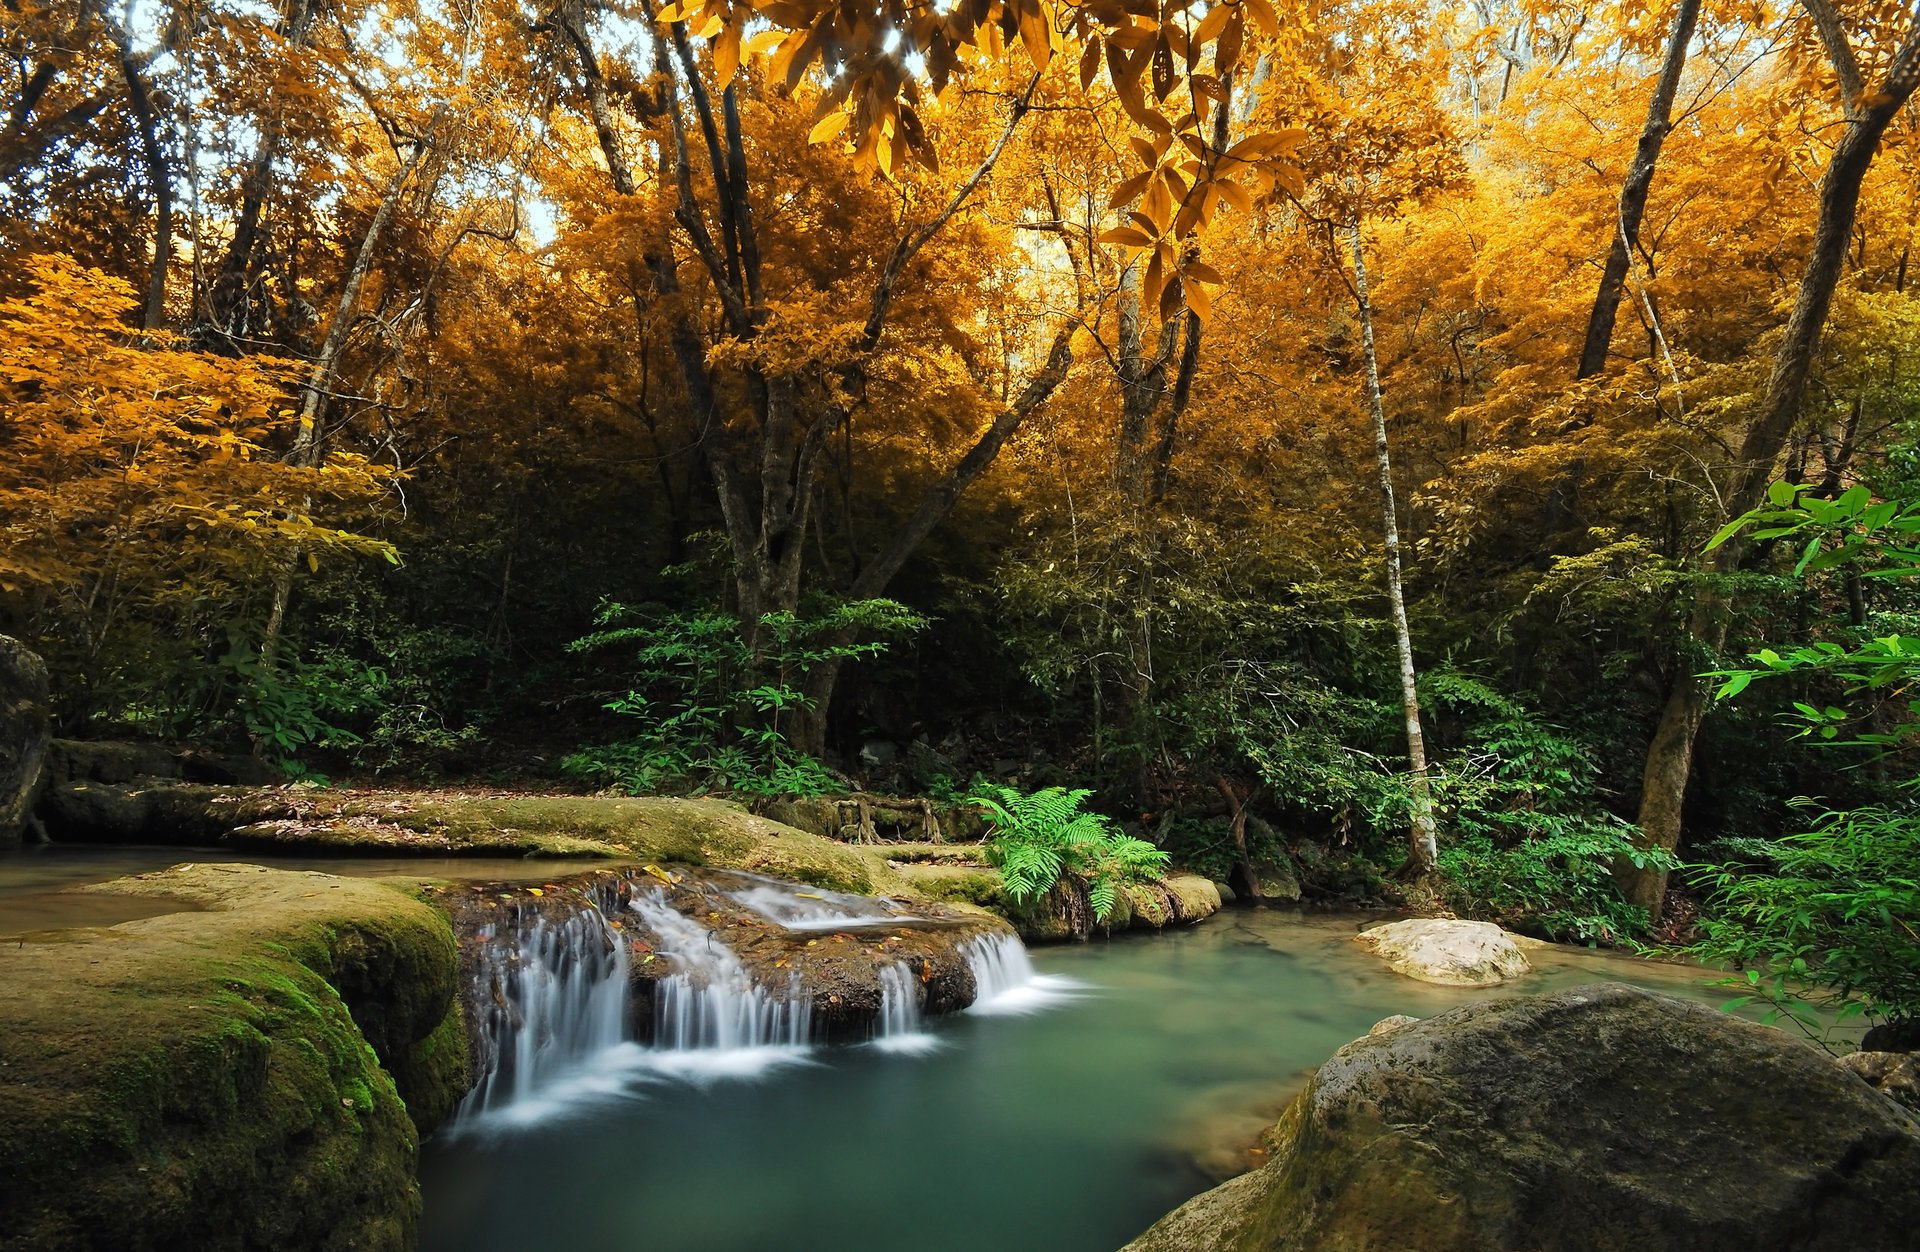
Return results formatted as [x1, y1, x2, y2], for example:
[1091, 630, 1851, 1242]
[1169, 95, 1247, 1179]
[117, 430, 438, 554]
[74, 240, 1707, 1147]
[0, 635, 50, 846]
[1124, 984, 1920, 1252]
[1353, 917, 1532, 986]
[1839, 1050, 1920, 1114]
[0, 865, 469, 1252]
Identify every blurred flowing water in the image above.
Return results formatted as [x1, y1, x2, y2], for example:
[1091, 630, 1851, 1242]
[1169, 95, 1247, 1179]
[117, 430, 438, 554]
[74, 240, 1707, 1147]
[419, 909, 1758, 1252]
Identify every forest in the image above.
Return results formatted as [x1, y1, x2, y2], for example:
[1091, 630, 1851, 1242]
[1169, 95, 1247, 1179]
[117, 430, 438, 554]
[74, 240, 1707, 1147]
[3, 0, 1919, 1248]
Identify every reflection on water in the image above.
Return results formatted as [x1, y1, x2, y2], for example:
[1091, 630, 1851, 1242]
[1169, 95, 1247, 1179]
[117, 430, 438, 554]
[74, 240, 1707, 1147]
[419, 908, 1775, 1252]
[0, 844, 621, 937]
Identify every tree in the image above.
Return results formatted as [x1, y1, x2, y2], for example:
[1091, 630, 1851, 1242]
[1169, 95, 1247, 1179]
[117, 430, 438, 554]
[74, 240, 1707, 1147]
[0, 255, 392, 725]
[1624, 0, 1920, 917]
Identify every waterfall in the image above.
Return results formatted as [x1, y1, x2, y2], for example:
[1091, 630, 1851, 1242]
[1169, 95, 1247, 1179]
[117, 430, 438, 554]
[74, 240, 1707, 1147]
[624, 888, 814, 1073]
[872, 962, 940, 1054]
[446, 872, 1085, 1130]
[455, 902, 632, 1125]
[962, 933, 1088, 1016]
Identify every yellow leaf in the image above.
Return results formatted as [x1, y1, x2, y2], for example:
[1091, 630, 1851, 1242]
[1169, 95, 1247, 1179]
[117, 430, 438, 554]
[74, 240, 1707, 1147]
[808, 110, 848, 144]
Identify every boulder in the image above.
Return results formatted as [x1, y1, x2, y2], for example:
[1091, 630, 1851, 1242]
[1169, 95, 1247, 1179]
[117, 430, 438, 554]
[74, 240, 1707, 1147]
[1839, 1050, 1920, 1115]
[1353, 917, 1532, 986]
[0, 865, 469, 1252]
[1124, 984, 1920, 1252]
[0, 635, 50, 846]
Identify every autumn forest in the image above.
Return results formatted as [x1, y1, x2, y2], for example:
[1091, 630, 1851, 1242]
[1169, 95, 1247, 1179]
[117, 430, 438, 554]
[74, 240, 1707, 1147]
[6, 0, 1920, 1238]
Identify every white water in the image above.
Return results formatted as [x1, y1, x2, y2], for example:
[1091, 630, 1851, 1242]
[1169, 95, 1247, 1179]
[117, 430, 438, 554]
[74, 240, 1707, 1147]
[451, 885, 1072, 1130]
[964, 933, 1089, 1016]
[453, 905, 632, 1129]
[872, 962, 942, 1054]
[724, 872, 921, 931]
[625, 888, 815, 1061]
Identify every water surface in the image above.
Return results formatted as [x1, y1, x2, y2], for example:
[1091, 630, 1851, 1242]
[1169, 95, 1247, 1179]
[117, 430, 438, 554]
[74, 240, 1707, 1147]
[420, 909, 1764, 1252]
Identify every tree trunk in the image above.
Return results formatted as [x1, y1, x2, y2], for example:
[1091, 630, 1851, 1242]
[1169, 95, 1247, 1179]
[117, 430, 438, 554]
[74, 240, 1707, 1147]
[1576, 0, 1700, 379]
[259, 123, 439, 668]
[1622, 3, 1920, 916]
[110, 21, 173, 330]
[1352, 220, 1440, 874]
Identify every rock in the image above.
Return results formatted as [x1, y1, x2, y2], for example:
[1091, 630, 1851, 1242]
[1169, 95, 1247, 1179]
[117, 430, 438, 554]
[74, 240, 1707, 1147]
[0, 864, 469, 1252]
[43, 738, 182, 785]
[1367, 1014, 1420, 1037]
[1005, 872, 1221, 941]
[1228, 857, 1302, 905]
[1861, 1018, 1920, 1052]
[1353, 918, 1532, 986]
[0, 636, 50, 846]
[1124, 984, 1920, 1252]
[1839, 1050, 1920, 1114]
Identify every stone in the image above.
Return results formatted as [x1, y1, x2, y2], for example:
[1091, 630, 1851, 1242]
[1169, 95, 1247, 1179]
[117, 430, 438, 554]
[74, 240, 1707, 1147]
[1861, 1018, 1920, 1052]
[1839, 1050, 1920, 1114]
[1124, 984, 1920, 1252]
[1367, 1014, 1420, 1037]
[0, 635, 50, 846]
[1353, 917, 1532, 986]
[0, 864, 469, 1252]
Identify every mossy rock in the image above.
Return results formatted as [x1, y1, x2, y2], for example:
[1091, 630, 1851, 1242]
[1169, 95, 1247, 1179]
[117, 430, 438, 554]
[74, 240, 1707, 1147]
[0, 864, 469, 1252]
[1124, 984, 1920, 1252]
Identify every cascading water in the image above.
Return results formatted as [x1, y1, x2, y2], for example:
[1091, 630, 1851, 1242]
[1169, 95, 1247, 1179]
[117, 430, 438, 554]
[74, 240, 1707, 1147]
[872, 962, 940, 1054]
[447, 870, 1080, 1129]
[963, 933, 1088, 1015]
[455, 901, 632, 1126]
[624, 888, 814, 1072]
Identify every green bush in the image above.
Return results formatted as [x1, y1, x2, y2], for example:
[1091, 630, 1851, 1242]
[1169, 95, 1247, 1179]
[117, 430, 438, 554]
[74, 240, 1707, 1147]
[1689, 802, 1920, 1035]
[968, 783, 1170, 922]
[563, 598, 924, 795]
[1423, 671, 1667, 943]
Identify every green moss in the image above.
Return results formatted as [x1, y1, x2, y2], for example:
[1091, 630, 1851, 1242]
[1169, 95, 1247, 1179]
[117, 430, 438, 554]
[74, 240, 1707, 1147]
[0, 865, 472, 1252]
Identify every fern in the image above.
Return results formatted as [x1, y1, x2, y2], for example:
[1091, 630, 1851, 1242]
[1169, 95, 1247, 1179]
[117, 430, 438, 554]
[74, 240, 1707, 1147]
[969, 783, 1171, 923]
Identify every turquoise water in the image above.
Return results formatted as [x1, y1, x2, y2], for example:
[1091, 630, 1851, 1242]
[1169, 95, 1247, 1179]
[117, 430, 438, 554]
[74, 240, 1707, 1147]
[419, 910, 1753, 1252]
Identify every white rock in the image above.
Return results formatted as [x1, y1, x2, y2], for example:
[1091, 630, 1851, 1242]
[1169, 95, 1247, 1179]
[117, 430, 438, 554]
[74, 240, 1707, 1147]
[1354, 918, 1532, 987]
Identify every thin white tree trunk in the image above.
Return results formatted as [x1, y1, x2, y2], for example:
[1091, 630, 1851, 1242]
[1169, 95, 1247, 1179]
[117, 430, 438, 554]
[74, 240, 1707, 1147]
[1351, 220, 1440, 874]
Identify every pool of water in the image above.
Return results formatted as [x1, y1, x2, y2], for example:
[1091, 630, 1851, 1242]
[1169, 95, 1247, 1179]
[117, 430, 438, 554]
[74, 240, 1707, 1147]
[0, 845, 621, 937]
[418, 909, 1765, 1252]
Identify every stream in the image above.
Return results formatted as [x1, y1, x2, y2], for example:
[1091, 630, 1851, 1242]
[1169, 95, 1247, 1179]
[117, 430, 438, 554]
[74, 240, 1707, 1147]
[0, 845, 1800, 1252]
[418, 905, 1757, 1252]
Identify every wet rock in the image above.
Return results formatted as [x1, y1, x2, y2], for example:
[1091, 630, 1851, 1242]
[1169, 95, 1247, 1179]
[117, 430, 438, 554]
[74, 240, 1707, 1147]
[1125, 984, 1920, 1252]
[1353, 918, 1532, 986]
[1839, 1050, 1920, 1114]
[0, 635, 50, 846]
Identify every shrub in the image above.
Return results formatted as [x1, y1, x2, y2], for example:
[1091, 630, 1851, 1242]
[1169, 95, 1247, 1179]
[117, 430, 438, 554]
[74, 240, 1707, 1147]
[968, 783, 1170, 922]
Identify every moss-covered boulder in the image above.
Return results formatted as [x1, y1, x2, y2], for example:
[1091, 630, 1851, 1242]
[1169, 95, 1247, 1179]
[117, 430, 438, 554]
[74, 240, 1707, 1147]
[0, 864, 469, 1252]
[1124, 983, 1920, 1252]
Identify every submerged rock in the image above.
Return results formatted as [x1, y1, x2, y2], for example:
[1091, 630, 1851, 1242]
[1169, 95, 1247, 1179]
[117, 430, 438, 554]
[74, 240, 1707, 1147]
[1124, 983, 1920, 1252]
[0, 864, 468, 1252]
[1353, 917, 1533, 986]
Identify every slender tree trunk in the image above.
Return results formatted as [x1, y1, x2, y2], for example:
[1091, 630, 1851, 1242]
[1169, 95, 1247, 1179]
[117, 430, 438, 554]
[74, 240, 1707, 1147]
[1623, 3, 1920, 916]
[259, 124, 439, 667]
[1352, 221, 1439, 874]
[105, 16, 173, 330]
[1577, 0, 1700, 379]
